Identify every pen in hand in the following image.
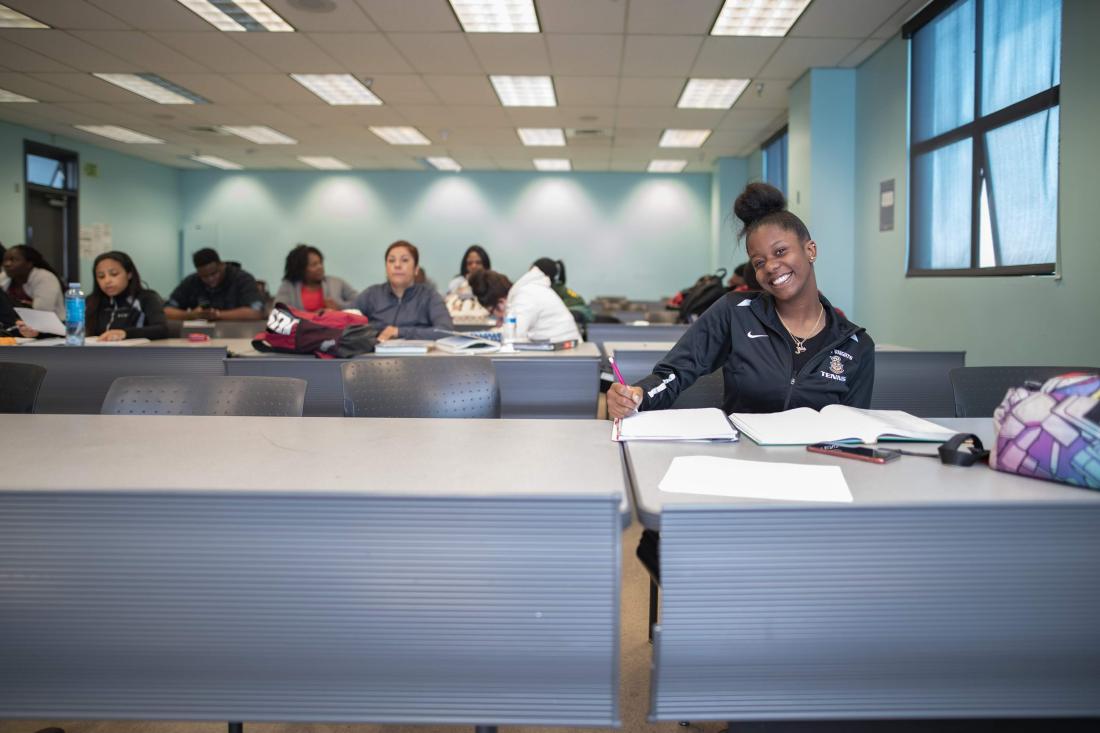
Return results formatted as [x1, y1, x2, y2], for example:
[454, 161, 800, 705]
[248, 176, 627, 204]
[608, 356, 642, 419]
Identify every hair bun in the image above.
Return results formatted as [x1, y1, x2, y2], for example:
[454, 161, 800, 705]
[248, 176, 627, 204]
[733, 182, 787, 229]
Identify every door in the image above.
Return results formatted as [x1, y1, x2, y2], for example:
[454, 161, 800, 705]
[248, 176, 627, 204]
[25, 190, 68, 274]
[24, 141, 79, 281]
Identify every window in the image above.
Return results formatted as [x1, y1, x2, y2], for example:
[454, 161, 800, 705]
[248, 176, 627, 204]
[905, 0, 1060, 275]
[763, 127, 788, 195]
[26, 152, 70, 189]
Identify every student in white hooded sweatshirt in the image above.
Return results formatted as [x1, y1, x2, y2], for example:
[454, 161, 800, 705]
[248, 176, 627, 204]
[468, 267, 582, 343]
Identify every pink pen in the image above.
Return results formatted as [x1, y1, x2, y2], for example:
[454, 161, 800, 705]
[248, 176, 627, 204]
[608, 356, 627, 386]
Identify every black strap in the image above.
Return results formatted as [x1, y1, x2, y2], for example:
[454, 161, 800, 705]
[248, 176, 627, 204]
[937, 433, 990, 467]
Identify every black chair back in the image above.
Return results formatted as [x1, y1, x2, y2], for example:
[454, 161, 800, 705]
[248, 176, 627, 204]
[0, 361, 47, 413]
[949, 366, 1099, 417]
[341, 357, 500, 418]
[101, 376, 306, 416]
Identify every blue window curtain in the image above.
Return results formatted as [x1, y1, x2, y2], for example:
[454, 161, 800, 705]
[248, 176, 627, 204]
[912, 140, 973, 269]
[764, 132, 788, 195]
[912, 0, 974, 143]
[982, 0, 1061, 114]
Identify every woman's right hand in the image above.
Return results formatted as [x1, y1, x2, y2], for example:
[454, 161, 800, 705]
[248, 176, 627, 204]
[15, 320, 39, 338]
[607, 383, 643, 419]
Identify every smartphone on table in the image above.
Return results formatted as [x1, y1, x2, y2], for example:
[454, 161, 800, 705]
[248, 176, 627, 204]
[806, 442, 901, 464]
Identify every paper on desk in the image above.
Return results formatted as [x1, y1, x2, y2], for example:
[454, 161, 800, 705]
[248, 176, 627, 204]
[84, 336, 150, 346]
[14, 308, 66, 336]
[658, 455, 853, 503]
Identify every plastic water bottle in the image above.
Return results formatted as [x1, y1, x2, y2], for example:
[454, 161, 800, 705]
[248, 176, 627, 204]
[64, 282, 85, 346]
[501, 305, 517, 347]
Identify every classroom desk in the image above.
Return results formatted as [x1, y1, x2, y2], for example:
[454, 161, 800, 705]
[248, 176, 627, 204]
[0, 415, 624, 728]
[604, 341, 965, 416]
[225, 341, 602, 419]
[623, 419, 1100, 722]
[0, 341, 228, 414]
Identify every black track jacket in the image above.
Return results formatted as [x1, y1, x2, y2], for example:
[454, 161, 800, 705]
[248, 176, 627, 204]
[635, 291, 875, 414]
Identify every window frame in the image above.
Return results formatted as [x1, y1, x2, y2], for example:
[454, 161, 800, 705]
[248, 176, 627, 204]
[903, 0, 1060, 277]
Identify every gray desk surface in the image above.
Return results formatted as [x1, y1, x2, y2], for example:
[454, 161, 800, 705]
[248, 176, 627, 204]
[2, 414, 620, 500]
[225, 339, 601, 360]
[626, 418, 1100, 529]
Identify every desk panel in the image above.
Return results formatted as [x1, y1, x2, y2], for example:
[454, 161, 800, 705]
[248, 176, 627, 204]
[0, 344, 228, 414]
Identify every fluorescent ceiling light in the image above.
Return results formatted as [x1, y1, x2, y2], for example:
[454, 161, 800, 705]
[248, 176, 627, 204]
[517, 128, 565, 146]
[290, 74, 382, 106]
[176, 0, 294, 32]
[74, 125, 165, 144]
[648, 160, 688, 173]
[659, 129, 712, 148]
[711, 0, 812, 37]
[426, 157, 462, 172]
[0, 4, 48, 28]
[369, 126, 431, 145]
[298, 156, 351, 170]
[490, 75, 556, 107]
[533, 158, 570, 172]
[448, 0, 539, 32]
[93, 73, 208, 105]
[0, 87, 37, 103]
[191, 155, 243, 170]
[219, 125, 297, 144]
[677, 78, 750, 109]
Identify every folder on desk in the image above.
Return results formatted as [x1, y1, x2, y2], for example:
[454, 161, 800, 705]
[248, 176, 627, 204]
[729, 405, 956, 445]
[612, 407, 738, 442]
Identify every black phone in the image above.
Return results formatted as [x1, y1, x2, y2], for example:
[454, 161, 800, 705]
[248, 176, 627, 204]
[806, 442, 901, 464]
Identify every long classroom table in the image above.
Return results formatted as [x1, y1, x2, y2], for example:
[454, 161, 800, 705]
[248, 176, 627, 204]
[0, 415, 625, 728]
[623, 418, 1100, 723]
[1, 339, 601, 419]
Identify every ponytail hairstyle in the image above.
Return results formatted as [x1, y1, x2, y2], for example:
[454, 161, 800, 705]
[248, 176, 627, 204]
[88, 250, 143, 313]
[532, 257, 567, 286]
[732, 182, 810, 245]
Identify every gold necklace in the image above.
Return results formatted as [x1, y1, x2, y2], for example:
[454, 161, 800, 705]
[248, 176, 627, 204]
[777, 306, 824, 354]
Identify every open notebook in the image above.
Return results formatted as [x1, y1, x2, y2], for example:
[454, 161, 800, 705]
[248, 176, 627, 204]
[730, 405, 956, 445]
[612, 407, 738, 442]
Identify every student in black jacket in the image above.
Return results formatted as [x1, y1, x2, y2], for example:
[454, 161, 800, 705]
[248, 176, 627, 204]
[608, 182, 874, 418]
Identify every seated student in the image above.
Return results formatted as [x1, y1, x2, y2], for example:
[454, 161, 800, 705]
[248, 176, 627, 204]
[15, 251, 168, 341]
[1, 244, 65, 320]
[468, 267, 582, 343]
[532, 257, 594, 324]
[274, 244, 356, 311]
[164, 248, 265, 321]
[607, 182, 875, 420]
[353, 240, 452, 341]
[445, 245, 492, 321]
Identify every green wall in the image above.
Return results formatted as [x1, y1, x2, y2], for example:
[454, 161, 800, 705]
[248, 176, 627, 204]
[0, 119, 181, 294]
[853, 0, 1100, 366]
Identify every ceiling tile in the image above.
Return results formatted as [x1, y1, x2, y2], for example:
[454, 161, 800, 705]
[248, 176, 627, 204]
[546, 34, 622, 76]
[615, 107, 725, 129]
[467, 34, 549, 74]
[399, 105, 512, 128]
[367, 74, 438, 105]
[265, 0, 377, 32]
[553, 76, 619, 106]
[355, 0, 461, 32]
[233, 73, 324, 104]
[691, 37, 783, 78]
[617, 77, 685, 107]
[790, 0, 908, 39]
[5, 0, 130, 30]
[387, 33, 481, 74]
[873, 0, 930, 38]
[307, 33, 413, 74]
[71, 31, 212, 73]
[0, 72, 92, 101]
[216, 104, 314, 130]
[626, 0, 723, 34]
[1, 30, 135, 72]
[162, 74, 268, 105]
[729, 78, 791, 110]
[716, 108, 786, 131]
[440, 127, 515, 145]
[622, 35, 702, 77]
[840, 38, 888, 68]
[421, 75, 497, 105]
[557, 106, 616, 128]
[0, 38, 74, 72]
[537, 0, 626, 33]
[229, 34, 344, 73]
[86, 0, 209, 31]
[757, 38, 862, 79]
[151, 33, 277, 73]
[30, 72, 145, 102]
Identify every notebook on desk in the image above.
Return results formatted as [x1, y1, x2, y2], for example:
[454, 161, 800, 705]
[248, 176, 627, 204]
[612, 407, 738, 442]
[374, 339, 433, 354]
[729, 405, 956, 446]
[434, 334, 501, 354]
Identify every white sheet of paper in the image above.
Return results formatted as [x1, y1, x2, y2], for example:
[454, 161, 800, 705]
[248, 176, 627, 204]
[84, 337, 150, 346]
[658, 455, 853, 503]
[14, 308, 66, 336]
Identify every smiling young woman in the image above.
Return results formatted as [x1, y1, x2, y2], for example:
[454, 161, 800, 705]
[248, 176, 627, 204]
[606, 182, 875, 419]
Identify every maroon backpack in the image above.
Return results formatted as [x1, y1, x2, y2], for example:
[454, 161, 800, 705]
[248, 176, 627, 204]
[252, 303, 378, 359]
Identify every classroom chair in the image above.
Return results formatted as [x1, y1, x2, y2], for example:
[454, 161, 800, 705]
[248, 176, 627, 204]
[0, 361, 47, 413]
[949, 366, 1100, 417]
[100, 375, 306, 417]
[341, 357, 500, 418]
